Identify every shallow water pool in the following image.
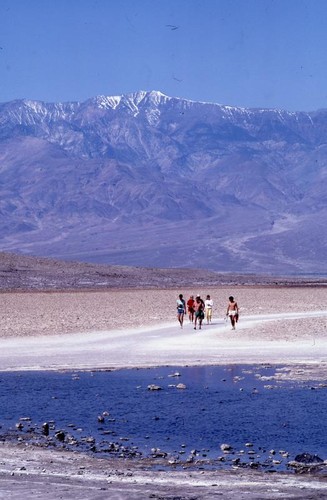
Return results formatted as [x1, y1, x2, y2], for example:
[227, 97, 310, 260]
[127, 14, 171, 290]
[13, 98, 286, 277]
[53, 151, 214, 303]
[0, 364, 326, 471]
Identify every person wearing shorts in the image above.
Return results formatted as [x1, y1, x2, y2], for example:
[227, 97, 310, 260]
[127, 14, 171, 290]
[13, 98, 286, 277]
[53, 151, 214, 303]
[193, 296, 204, 330]
[187, 295, 195, 322]
[226, 296, 239, 330]
[176, 294, 186, 328]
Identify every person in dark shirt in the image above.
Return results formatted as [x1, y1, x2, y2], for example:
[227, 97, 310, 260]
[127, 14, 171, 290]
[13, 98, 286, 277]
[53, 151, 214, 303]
[193, 296, 204, 330]
[176, 294, 186, 328]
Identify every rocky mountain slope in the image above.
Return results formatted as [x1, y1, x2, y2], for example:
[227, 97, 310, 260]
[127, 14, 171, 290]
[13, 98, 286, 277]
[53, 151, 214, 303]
[0, 91, 326, 274]
[0, 252, 324, 291]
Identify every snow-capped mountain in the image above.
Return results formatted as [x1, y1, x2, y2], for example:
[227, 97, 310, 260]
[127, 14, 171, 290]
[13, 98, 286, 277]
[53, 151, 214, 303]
[0, 91, 326, 274]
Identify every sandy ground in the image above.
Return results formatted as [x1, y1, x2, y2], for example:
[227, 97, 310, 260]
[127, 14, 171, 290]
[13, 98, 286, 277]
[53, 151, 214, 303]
[0, 286, 327, 498]
[1, 285, 326, 337]
[0, 286, 326, 375]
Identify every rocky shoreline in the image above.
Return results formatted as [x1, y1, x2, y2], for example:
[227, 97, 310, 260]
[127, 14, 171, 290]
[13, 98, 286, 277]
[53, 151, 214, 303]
[1, 419, 326, 475]
[0, 441, 327, 499]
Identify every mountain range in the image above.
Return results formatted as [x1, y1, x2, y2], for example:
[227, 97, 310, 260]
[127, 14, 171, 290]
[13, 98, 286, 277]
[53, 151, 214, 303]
[0, 90, 326, 274]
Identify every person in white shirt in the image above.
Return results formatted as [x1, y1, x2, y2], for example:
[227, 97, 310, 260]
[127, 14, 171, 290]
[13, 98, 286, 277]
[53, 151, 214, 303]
[204, 294, 213, 324]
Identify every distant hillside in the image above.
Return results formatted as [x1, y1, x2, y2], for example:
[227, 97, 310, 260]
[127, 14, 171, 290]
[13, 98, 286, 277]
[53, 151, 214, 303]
[0, 91, 326, 274]
[0, 252, 324, 291]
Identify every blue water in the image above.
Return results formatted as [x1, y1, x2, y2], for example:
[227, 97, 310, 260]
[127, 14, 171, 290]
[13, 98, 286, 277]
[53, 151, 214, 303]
[0, 365, 326, 471]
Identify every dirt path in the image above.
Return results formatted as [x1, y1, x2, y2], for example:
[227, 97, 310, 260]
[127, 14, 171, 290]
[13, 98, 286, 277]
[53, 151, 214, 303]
[0, 310, 326, 372]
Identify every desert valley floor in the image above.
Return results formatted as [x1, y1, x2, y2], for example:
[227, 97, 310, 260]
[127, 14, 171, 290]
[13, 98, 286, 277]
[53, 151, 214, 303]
[0, 282, 326, 498]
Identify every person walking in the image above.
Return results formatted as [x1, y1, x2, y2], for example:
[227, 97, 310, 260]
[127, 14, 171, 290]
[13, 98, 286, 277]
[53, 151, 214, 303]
[204, 294, 213, 324]
[226, 296, 239, 330]
[194, 296, 204, 330]
[196, 294, 205, 308]
[187, 295, 195, 322]
[176, 294, 186, 328]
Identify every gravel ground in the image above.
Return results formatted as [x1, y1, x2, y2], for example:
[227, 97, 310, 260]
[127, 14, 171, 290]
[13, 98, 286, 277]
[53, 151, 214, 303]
[1, 286, 326, 339]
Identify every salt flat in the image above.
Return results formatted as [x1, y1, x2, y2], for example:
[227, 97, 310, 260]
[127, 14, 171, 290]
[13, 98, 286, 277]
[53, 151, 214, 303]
[0, 286, 326, 375]
[0, 286, 326, 498]
[0, 310, 326, 373]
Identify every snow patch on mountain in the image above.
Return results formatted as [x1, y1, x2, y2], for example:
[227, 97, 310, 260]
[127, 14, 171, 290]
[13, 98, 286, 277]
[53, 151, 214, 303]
[92, 95, 122, 109]
[86, 91, 172, 117]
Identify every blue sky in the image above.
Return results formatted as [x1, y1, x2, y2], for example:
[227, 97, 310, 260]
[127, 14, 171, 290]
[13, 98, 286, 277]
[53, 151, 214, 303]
[1, 0, 327, 111]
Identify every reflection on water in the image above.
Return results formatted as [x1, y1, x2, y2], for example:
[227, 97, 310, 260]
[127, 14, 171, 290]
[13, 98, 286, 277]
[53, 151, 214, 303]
[0, 365, 326, 471]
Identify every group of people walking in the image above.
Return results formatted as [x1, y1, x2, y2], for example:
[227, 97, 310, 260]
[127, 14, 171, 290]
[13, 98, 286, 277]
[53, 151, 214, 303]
[176, 293, 239, 330]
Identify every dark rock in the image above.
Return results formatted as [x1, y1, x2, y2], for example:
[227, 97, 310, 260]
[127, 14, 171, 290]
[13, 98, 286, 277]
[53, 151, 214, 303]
[55, 430, 65, 442]
[220, 443, 233, 452]
[294, 453, 324, 464]
[151, 448, 167, 458]
[249, 462, 260, 469]
[42, 422, 49, 436]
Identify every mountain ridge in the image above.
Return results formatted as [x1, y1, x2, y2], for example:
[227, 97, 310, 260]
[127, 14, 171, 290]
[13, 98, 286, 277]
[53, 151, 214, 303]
[0, 91, 326, 274]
